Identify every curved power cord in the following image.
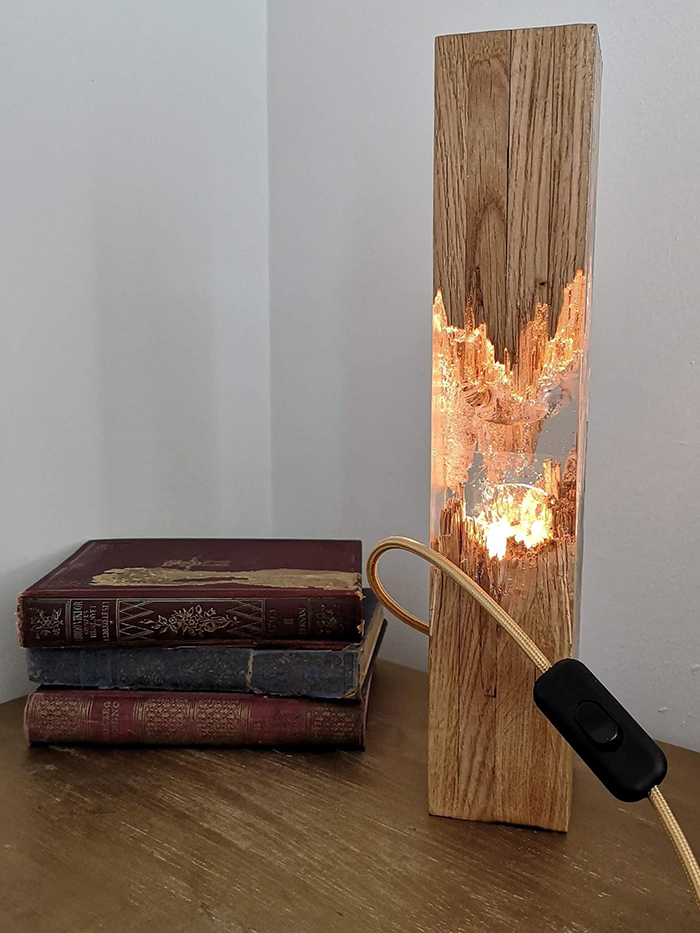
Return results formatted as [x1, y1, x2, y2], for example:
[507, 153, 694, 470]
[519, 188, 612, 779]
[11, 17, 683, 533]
[366, 535, 700, 912]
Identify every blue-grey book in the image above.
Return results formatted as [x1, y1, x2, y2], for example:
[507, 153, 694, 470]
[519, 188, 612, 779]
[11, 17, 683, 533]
[26, 590, 386, 700]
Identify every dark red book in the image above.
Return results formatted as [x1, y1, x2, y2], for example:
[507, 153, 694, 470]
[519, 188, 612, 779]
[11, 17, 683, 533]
[24, 681, 372, 748]
[18, 539, 363, 648]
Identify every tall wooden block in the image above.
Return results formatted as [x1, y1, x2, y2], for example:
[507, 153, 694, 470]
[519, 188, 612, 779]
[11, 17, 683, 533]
[430, 25, 601, 831]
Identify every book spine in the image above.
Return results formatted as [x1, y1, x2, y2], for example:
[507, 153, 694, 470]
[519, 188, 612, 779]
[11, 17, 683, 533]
[18, 594, 362, 648]
[24, 689, 366, 747]
[26, 644, 360, 698]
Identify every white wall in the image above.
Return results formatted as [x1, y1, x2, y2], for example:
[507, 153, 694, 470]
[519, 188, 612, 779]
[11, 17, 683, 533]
[2, 1, 698, 752]
[0, 0, 271, 700]
[268, 1, 700, 750]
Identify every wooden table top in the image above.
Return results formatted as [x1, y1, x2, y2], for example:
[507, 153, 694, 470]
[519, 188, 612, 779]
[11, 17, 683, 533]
[1, 660, 698, 933]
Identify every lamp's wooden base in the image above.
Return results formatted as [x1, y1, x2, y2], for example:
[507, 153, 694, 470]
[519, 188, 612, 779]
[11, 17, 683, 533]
[429, 502, 575, 831]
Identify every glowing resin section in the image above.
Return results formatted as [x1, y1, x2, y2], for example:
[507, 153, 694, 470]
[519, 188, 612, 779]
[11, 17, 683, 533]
[431, 271, 585, 564]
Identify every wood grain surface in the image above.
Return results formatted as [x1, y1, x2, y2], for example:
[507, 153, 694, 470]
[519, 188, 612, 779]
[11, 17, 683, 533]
[548, 25, 601, 334]
[506, 27, 554, 339]
[0, 661, 699, 933]
[431, 25, 601, 830]
[464, 30, 510, 358]
[433, 23, 600, 339]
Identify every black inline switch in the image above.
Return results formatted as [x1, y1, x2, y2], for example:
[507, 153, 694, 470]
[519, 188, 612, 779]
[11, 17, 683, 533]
[534, 658, 667, 802]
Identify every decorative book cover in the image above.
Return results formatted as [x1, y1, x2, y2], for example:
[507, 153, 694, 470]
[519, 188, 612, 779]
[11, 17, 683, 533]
[24, 679, 373, 748]
[18, 539, 363, 648]
[27, 591, 386, 699]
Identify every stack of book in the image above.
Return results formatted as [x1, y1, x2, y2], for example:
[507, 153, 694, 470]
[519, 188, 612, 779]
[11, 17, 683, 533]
[17, 539, 385, 749]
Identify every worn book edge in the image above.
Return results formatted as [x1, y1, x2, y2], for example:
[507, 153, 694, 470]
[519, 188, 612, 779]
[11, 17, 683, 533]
[24, 676, 374, 749]
[25, 605, 387, 699]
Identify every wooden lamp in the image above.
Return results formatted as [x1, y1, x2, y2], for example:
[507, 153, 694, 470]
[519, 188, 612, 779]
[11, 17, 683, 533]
[430, 24, 601, 831]
[367, 24, 700, 911]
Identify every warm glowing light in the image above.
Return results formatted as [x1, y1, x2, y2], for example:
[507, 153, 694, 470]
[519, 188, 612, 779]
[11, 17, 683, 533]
[431, 272, 586, 560]
[472, 484, 554, 559]
[432, 270, 585, 491]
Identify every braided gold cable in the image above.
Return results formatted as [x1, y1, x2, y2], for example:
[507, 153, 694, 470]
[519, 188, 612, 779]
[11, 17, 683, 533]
[366, 535, 550, 673]
[648, 786, 700, 909]
[366, 535, 700, 914]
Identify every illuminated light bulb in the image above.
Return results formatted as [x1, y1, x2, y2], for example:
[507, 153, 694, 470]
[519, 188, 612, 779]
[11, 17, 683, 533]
[473, 484, 554, 560]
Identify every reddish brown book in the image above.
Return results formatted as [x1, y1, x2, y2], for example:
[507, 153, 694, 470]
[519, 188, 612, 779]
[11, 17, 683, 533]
[24, 682, 371, 748]
[18, 539, 363, 648]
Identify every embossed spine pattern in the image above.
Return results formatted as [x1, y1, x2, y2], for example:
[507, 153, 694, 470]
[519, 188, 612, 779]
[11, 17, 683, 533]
[18, 596, 363, 647]
[24, 686, 371, 748]
[17, 539, 364, 647]
[26, 594, 387, 699]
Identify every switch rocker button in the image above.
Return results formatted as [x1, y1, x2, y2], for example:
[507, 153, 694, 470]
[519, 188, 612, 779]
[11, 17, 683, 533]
[575, 700, 620, 748]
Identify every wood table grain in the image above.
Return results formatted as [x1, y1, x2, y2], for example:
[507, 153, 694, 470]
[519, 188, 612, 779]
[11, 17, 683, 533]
[0, 660, 697, 932]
